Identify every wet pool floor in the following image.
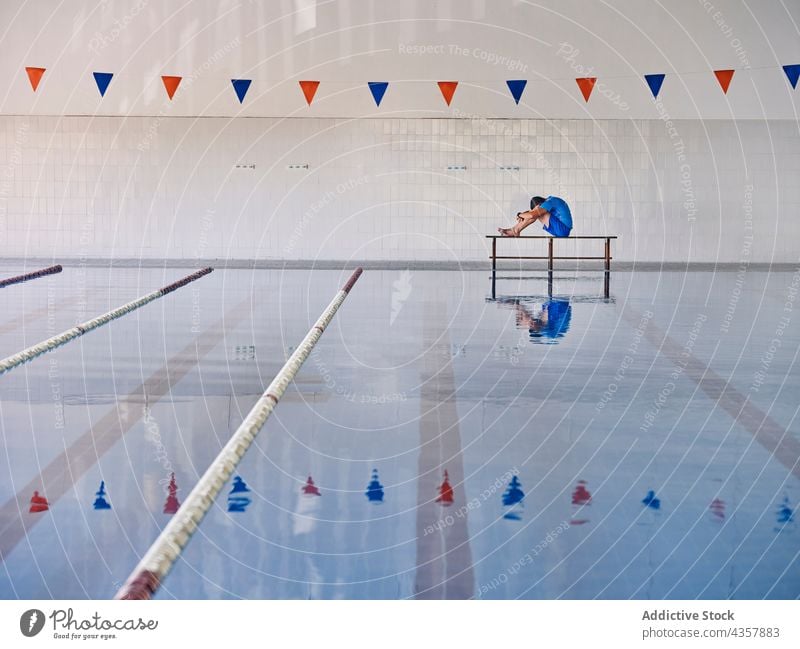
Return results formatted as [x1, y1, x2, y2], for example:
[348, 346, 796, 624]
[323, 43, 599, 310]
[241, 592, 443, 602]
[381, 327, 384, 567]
[0, 266, 797, 599]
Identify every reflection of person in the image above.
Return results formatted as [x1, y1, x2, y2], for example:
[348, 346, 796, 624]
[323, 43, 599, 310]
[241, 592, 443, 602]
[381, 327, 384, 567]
[513, 298, 572, 341]
[498, 195, 573, 238]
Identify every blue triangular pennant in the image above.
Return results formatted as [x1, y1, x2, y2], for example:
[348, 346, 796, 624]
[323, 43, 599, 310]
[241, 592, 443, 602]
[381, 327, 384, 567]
[368, 81, 388, 107]
[783, 64, 800, 89]
[93, 72, 113, 97]
[506, 79, 527, 104]
[231, 79, 252, 104]
[644, 73, 665, 99]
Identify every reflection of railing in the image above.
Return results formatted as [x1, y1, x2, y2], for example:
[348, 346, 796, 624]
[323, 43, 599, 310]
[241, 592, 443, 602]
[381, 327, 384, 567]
[490, 271, 612, 300]
[486, 235, 617, 271]
[486, 292, 616, 305]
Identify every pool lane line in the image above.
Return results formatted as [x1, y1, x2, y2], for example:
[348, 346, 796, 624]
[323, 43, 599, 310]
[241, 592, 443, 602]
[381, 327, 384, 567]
[114, 267, 364, 600]
[414, 298, 475, 600]
[0, 295, 252, 565]
[0, 265, 62, 289]
[0, 268, 213, 377]
[622, 307, 800, 480]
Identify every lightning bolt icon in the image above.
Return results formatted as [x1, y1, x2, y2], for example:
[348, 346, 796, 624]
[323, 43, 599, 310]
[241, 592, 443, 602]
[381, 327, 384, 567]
[28, 611, 38, 632]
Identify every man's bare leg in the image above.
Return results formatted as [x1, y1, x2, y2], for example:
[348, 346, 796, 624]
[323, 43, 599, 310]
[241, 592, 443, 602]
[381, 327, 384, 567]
[499, 208, 551, 237]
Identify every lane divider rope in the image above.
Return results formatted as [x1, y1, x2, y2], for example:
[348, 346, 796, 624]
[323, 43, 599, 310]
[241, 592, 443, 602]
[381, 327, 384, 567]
[0, 268, 213, 377]
[114, 267, 363, 600]
[0, 264, 63, 288]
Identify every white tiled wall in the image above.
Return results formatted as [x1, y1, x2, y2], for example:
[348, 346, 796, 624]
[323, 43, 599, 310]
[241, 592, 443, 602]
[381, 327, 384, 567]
[1, 116, 798, 264]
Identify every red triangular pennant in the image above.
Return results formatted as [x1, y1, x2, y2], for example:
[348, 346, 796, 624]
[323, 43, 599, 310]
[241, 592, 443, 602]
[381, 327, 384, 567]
[25, 67, 46, 92]
[438, 81, 458, 106]
[299, 80, 320, 105]
[714, 69, 734, 94]
[576, 77, 596, 102]
[161, 75, 182, 100]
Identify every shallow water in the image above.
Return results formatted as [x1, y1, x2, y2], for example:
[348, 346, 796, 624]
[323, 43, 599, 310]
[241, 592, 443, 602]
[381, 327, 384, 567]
[0, 266, 797, 599]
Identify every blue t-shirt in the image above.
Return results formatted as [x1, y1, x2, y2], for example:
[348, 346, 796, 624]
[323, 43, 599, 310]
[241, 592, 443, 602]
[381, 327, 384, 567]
[539, 196, 573, 229]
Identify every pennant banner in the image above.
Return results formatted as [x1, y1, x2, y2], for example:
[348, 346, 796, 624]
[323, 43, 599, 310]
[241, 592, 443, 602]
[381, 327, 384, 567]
[644, 73, 665, 99]
[506, 79, 527, 105]
[575, 77, 596, 102]
[161, 75, 182, 100]
[784, 64, 800, 89]
[93, 72, 113, 97]
[438, 81, 458, 106]
[25, 66, 45, 92]
[18, 63, 800, 106]
[368, 81, 388, 107]
[714, 69, 734, 94]
[299, 80, 320, 105]
[231, 79, 251, 104]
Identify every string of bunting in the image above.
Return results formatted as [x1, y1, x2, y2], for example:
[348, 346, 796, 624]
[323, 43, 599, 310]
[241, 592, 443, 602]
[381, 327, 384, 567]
[22, 64, 800, 105]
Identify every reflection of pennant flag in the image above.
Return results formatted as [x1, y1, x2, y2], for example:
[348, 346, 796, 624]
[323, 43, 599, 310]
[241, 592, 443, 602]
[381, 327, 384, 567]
[302, 475, 321, 496]
[231, 79, 251, 104]
[29, 490, 49, 513]
[161, 75, 182, 100]
[506, 79, 527, 104]
[438, 81, 458, 106]
[714, 69, 734, 94]
[571, 480, 592, 505]
[644, 73, 665, 99]
[299, 80, 320, 105]
[365, 469, 385, 502]
[368, 81, 388, 107]
[25, 67, 46, 92]
[783, 64, 800, 89]
[163, 473, 180, 514]
[575, 77, 596, 102]
[93, 72, 113, 97]
[435, 469, 454, 505]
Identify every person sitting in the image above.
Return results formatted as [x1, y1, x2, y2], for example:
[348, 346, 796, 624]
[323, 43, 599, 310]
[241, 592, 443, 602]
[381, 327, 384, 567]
[498, 195, 573, 238]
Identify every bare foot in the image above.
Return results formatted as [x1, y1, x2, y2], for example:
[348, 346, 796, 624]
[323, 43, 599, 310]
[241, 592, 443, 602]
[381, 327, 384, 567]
[498, 227, 518, 237]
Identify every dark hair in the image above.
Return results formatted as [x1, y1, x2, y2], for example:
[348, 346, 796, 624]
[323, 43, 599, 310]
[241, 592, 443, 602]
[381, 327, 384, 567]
[530, 196, 546, 209]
